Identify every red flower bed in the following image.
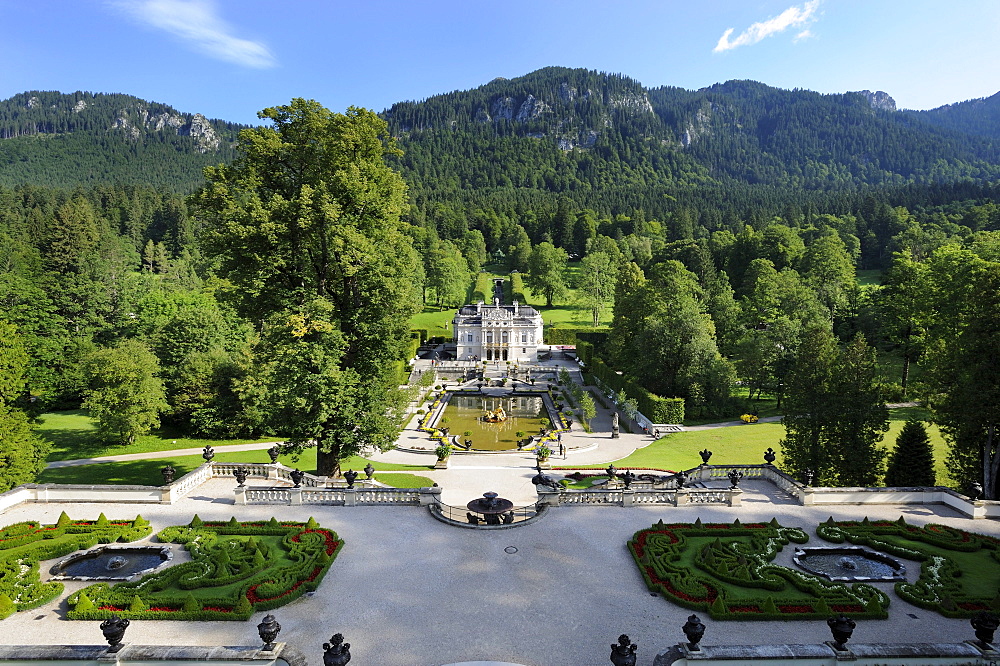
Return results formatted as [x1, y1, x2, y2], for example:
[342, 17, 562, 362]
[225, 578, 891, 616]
[149, 607, 179, 612]
[830, 604, 863, 613]
[653, 574, 717, 604]
[246, 568, 320, 604]
[291, 528, 340, 555]
[778, 604, 814, 613]
[728, 605, 762, 613]
[202, 606, 232, 613]
[959, 602, 989, 611]
[98, 605, 124, 611]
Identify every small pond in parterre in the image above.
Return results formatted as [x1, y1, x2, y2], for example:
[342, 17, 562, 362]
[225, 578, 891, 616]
[438, 394, 549, 451]
[51, 545, 172, 581]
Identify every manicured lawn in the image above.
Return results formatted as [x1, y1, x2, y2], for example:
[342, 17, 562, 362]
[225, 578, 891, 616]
[410, 305, 455, 339]
[372, 473, 435, 488]
[36, 410, 279, 462]
[572, 406, 955, 488]
[37, 447, 432, 486]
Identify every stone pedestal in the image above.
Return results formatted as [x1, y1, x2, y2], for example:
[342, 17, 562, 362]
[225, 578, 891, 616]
[675, 488, 690, 505]
[343, 488, 356, 507]
[419, 486, 442, 506]
[611, 427, 620, 439]
[800, 486, 815, 505]
[434, 458, 450, 469]
[536, 488, 562, 507]
[729, 488, 743, 507]
[621, 489, 634, 507]
[289, 488, 302, 505]
[234, 486, 247, 505]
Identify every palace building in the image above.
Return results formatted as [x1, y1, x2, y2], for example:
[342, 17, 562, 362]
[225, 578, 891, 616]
[452, 289, 543, 363]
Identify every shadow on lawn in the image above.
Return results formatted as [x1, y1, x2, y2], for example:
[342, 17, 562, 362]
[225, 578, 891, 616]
[37, 459, 198, 486]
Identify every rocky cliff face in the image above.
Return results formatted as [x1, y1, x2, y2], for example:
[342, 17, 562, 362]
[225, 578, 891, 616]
[110, 105, 220, 151]
[854, 90, 897, 112]
[3, 91, 227, 153]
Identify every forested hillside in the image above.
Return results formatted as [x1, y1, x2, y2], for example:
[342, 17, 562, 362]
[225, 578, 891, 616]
[906, 91, 1000, 140]
[0, 91, 244, 190]
[385, 67, 1000, 228]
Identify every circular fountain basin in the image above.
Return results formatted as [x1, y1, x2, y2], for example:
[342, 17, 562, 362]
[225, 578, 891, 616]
[793, 547, 905, 582]
[51, 545, 172, 581]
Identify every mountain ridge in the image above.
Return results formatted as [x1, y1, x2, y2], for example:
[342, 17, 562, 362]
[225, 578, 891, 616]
[2, 68, 999, 205]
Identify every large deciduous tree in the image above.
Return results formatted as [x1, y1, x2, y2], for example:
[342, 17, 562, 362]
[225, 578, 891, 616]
[577, 251, 616, 327]
[193, 100, 422, 476]
[525, 242, 568, 307]
[82, 339, 167, 446]
[922, 247, 1000, 497]
[0, 321, 51, 492]
[780, 329, 888, 486]
[609, 261, 735, 413]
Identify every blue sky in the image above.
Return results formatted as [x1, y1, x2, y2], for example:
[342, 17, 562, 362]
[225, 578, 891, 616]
[1, 0, 997, 125]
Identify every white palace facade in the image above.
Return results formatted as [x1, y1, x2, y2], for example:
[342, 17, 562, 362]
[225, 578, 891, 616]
[452, 298, 544, 363]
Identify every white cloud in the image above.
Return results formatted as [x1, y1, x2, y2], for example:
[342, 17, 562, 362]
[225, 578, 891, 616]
[714, 1, 821, 53]
[110, 0, 276, 69]
[793, 29, 814, 43]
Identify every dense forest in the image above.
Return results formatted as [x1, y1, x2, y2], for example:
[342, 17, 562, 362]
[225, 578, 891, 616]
[1, 70, 999, 495]
[0, 91, 244, 190]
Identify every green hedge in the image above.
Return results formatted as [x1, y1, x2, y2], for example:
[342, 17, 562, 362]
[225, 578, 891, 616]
[817, 517, 1000, 618]
[589, 357, 684, 424]
[411, 329, 429, 343]
[544, 328, 610, 346]
[629, 519, 889, 621]
[0, 513, 152, 619]
[66, 516, 343, 621]
[509, 272, 527, 305]
[471, 272, 492, 304]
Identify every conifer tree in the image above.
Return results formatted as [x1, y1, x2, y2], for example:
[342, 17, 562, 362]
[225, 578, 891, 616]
[884, 419, 935, 487]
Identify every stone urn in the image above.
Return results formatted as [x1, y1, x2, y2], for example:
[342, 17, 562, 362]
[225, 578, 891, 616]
[971, 610, 1000, 648]
[764, 447, 777, 465]
[323, 633, 351, 666]
[727, 469, 744, 489]
[699, 449, 713, 465]
[289, 469, 305, 488]
[233, 467, 248, 487]
[364, 463, 375, 479]
[609, 634, 637, 666]
[682, 614, 705, 651]
[343, 470, 358, 488]
[257, 614, 281, 650]
[160, 465, 175, 484]
[202, 445, 215, 463]
[827, 614, 856, 651]
[100, 617, 129, 653]
[268, 446, 281, 464]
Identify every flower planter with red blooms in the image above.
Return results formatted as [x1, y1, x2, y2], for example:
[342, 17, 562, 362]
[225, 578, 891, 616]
[66, 516, 343, 621]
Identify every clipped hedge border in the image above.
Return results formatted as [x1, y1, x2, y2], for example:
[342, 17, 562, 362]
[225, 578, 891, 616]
[628, 519, 889, 621]
[816, 517, 1000, 618]
[0, 513, 151, 619]
[66, 515, 343, 621]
